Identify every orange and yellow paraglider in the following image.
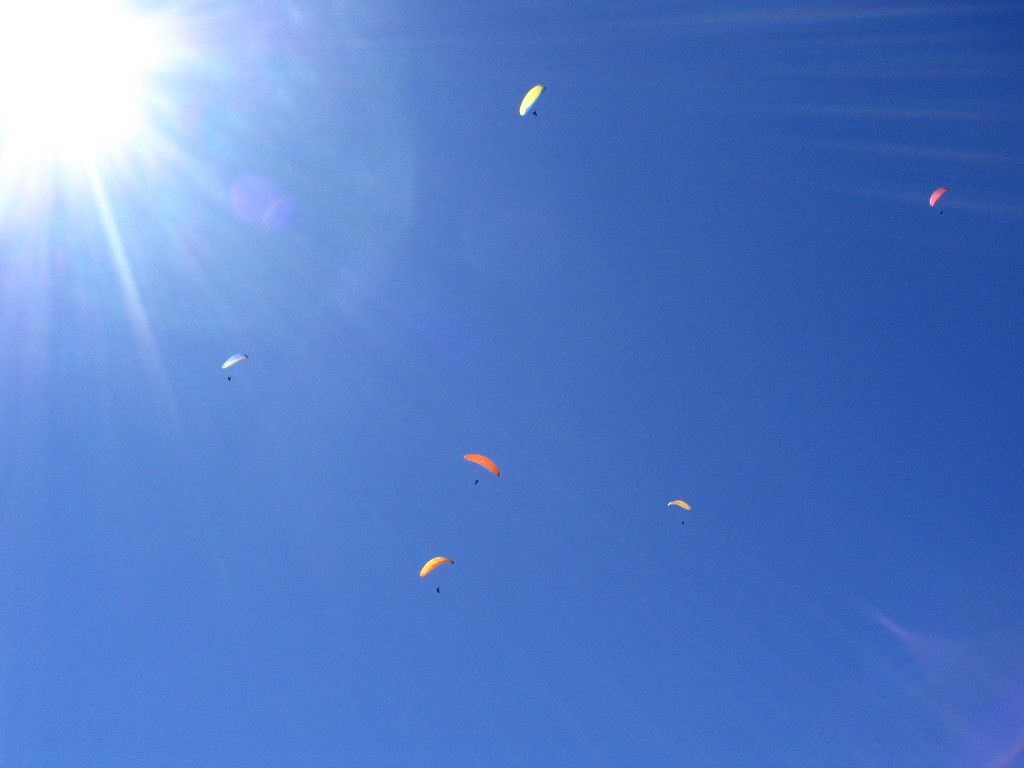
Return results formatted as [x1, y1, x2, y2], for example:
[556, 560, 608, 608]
[668, 500, 691, 510]
[464, 454, 500, 476]
[419, 557, 454, 578]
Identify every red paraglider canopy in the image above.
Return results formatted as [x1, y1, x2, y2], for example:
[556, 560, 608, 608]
[929, 187, 949, 207]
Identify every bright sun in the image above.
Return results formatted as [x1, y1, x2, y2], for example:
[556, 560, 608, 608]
[0, 0, 166, 168]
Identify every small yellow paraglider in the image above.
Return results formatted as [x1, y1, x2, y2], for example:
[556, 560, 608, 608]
[519, 85, 545, 116]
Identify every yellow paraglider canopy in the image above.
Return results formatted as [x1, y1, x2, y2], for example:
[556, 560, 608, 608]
[668, 500, 691, 510]
[420, 557, 454, 578]
[519, 85, 545, 116]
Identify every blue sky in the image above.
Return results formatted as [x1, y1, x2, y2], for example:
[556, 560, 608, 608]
[0, 0, 1022, 765]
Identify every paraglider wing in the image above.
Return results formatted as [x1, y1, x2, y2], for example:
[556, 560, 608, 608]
[929, 187, 949, 207]
[519, 85, 545, 116]
[420, 557, 454, 578]
[668, 500, 691, 510]
[222, 353, 248, 370]
[464, 454, 500, 476]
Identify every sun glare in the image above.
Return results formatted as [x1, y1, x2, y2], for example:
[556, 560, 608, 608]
[0, 0, 165, 168]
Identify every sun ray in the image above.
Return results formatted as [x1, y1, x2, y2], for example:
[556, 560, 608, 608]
[84, 160, 173, 405]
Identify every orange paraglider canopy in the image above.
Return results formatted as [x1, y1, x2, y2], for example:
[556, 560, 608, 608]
[464, 454, 500, 476]
[929, 187, 949, 207]
[419, 557, 454, 578]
